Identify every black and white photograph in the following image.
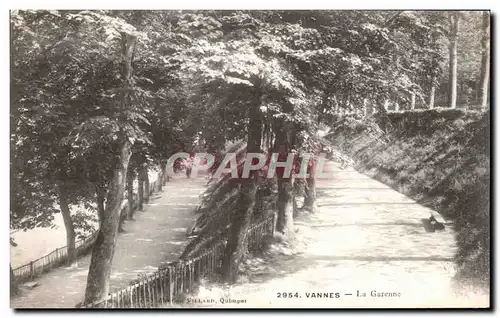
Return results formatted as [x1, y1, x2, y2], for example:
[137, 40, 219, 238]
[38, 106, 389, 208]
[9, 8, 491, 309]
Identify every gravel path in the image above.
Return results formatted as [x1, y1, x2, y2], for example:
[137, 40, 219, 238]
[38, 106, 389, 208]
[11, 173, 206, 308]
[183, 161, 489, 308]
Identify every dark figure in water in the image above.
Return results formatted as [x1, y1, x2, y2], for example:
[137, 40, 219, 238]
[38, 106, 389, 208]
[422, 215, 445, 232]
[186, 166, 192, 178]
[429, 215, 445, 230]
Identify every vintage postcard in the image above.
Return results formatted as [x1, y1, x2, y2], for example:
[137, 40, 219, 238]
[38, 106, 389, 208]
[10, 9, 490, 309]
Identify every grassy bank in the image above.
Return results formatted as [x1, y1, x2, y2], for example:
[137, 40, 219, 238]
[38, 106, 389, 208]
[326, 109, 490, 290]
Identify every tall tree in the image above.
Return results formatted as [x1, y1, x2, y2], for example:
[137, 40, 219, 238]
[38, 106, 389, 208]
[221, 93, 263, 283]
[479, 11, 490, 109]
[448, 12, 459, 109]
[137, 164, 145, 211]
[71, 12, 147, 304]
[274, 119, 295, 237]
[11, 10, 105, 265]
[126, 163, 136, 220]
[176, 12, 316, 279]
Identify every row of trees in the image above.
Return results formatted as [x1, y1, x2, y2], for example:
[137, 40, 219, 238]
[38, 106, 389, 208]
[316, 11, 490, 115]
[427, 11, 490, 110]
[11, 10, 490, 304]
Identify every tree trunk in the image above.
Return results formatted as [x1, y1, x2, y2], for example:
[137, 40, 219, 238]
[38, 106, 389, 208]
[410, 92, 416, 110]
[429, 79, 436, 109]
[157, 166, 163, 192]
[161, 162, 167, 185]
[84, 140, 132, 305]
[266, 124, 272, 151]
[221, 94, 262, 283]
[144, 168, 150, 203]
[334, 95, 339, 115]
[303, 158, 317, 213]
[274, 120, 294, 238]
[479, 11, 490, 109]
[448, 12, 459, 109]
[126, 166, 135, 220]
[84, 32, 136, 305]
[261, 118, 268, 150]
[220, 180, 258, 283]
[292, 191, 299, 218]
[276, 177, 294, 236]
[118, 205, 127, 233]
[137, 167, 144, 211]
[57, 181, 77, 266]
[96, 186, 105, 228]
[10, 264, 19, 297]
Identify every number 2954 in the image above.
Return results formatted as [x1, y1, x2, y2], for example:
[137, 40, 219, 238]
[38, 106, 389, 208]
[277, 292, 300, 298]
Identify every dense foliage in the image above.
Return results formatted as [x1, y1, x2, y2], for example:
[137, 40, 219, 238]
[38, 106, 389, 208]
[10, 10, 490, 301]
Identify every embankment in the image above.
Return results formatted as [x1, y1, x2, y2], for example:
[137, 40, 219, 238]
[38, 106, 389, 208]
[326, 109, 490, 290]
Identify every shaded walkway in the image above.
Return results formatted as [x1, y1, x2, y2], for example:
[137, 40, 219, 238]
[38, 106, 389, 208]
[182, 161, 489, 308]
[11, 173, 207, 308]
